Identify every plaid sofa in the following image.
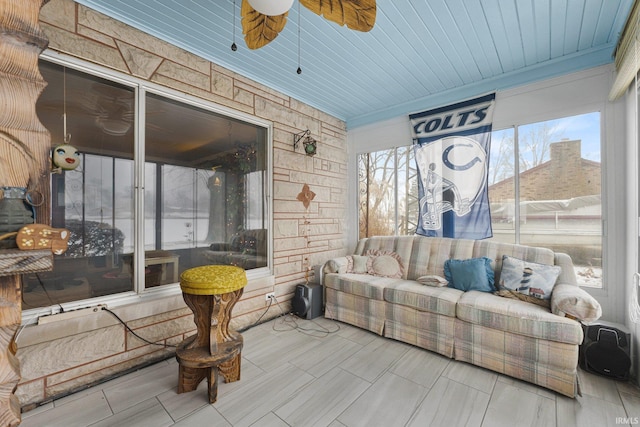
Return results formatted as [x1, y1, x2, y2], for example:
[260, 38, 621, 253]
[323, 235, 601, 397]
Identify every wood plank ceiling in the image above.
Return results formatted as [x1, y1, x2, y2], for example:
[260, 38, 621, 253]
[72, 0, 633, 129]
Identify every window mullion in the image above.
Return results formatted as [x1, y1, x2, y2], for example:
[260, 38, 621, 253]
[513, 125, 520, 245]
[135, 86, 146, 292]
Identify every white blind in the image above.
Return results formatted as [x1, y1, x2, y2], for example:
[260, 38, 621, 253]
[610, 1, 640, 101]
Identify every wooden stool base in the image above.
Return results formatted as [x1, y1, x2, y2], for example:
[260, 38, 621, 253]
[176, 291, 244, 404]
[176, 336, 242, 403]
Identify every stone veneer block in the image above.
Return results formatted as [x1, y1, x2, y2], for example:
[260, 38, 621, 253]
[255, 97, 319, 132]
[14, 379, 44, 407]
[44, 349, 174, 400]
[18, 325, 125, 381]
[45, 343, 173, 388]
[39, 0, 75, 32]
[234, 86, 255, 107]
[155, 60, 210, 91]
[116, 40, 164, 79]
[151, 74, 254, 114]
[235, 79, 288, 106]
[273, 181, 315, 199]
[211, 70, 234, 98]
[77, 24, 118, 47]
[274, 261, 302, 277]
[290, 98, 345, 128]
[77, 6, 210, 75]
[41, 23, 128, 73]
[126, 307, 191, 329]
[274, 220, 299, 238]
[274, 237, 308, 252]
[290, 171, 346, 189]
[274, 150, 315, 172]
[126, 316, 195, 349]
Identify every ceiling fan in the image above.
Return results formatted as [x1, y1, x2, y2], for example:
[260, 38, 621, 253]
[241, 0, 377, 50]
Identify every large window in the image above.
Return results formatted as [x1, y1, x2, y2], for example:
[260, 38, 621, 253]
[357, 112, 602, 287]
[358, 146, 418, 238]
[24, 60, 269, 310]
[489, 113, 602, 287]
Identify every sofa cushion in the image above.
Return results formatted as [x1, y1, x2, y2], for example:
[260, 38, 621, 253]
[404, 237, 475, 280]
[383, 280, 463, 317]
[456, 291, 583, 345]
[498, 255, 560, 301]
[324, 273, 399, 301]
[444, 257, 495, 292]
[346, 255, 369, 274]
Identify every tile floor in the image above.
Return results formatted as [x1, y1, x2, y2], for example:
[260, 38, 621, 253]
[20, 315, 640, 427]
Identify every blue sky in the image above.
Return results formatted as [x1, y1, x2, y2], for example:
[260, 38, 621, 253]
[491, 111, 601, 163]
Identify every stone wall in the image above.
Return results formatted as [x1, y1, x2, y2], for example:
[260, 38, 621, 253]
[16, 0, 348, 409]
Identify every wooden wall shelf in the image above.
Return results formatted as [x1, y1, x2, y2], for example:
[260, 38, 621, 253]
[0, 249, 53, 278]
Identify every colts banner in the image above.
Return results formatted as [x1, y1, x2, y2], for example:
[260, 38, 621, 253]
[410, 93, 495, 239]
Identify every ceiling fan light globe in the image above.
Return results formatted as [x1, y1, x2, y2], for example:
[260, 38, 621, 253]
[247, 0, 294, 16]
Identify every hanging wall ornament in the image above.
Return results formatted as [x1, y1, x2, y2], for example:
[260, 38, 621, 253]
[52, 143, 80, 173]
[296, 183, 315, 209]
[52, 67, 81, 174]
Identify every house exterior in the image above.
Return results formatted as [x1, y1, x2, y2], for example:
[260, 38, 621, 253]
[489, 139, 601, 202]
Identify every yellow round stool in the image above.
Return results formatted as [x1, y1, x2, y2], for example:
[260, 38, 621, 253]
[176, 265, 247, 403]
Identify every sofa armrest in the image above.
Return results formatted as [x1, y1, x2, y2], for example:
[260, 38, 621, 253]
[551, 283, 602, 322]
[554, 252, 578, 286]
[323, 257, 349, 275]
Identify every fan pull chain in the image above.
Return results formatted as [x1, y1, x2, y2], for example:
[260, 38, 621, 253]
[296, 1, 302, 74]
[231, 0, 238, 51]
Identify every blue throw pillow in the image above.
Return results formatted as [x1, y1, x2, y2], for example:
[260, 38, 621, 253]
[444, 257, 495, 292]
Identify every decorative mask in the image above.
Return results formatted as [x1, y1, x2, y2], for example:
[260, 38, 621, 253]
[52, 144, 80, 172]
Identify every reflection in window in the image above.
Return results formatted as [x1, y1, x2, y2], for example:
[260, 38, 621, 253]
[25, 60, 269, 310]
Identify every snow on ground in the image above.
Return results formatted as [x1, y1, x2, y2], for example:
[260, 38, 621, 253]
[575, 265, 602, 288]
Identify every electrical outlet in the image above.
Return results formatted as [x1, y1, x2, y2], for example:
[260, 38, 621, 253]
[265, 292, 275, 301]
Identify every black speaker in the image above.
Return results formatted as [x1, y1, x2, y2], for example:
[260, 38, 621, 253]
[292, 283, 323, 320]
[580, 320, 631, 381]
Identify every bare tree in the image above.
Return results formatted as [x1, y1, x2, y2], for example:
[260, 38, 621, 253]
[518, 122, 564, 171]
[489, 132, 514, 185]
[358, 148, 413, 238]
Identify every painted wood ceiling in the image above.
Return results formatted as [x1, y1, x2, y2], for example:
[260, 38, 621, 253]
[72, 0, 633, 129]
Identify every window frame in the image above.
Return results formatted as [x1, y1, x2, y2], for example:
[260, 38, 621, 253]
[355, 111, 606, 290]
[22, 51, 273, 323]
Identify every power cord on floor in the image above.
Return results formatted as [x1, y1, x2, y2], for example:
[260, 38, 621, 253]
[270, 294, 340, 337]
[101, 306, 176, 348]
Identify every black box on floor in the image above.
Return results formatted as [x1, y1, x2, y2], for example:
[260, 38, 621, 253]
[292, 283, 323, 320]
[580, 320, 631, 381]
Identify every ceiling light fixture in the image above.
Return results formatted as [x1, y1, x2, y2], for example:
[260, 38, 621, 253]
[247, 0, 294, 16]
[241, 0, 376, 50]
[293, 129, 317, 156]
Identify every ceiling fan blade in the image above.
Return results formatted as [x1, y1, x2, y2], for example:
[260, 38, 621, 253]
[300, 0, 376, 32]
[242, 0, 288, 49]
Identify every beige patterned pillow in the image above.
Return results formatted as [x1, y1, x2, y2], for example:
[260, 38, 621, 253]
[365, 250, 404, 278]
[346, 255, 369, 274]
[416, 275, 449, 287]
